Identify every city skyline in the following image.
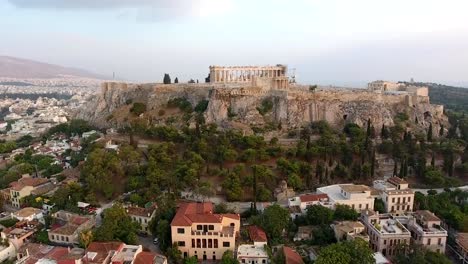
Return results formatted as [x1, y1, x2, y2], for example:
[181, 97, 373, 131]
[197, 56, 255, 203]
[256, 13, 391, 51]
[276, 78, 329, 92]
[1, 0, 468, 86]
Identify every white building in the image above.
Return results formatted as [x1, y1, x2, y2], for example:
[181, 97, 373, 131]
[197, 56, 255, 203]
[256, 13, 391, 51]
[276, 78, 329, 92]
[317, 184, 374, 211]
[11, 207, 44, 224]
[237, 245, 269, 264]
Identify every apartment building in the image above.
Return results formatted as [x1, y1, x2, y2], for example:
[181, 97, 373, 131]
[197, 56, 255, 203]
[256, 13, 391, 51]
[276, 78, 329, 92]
[374, 177, 414, 215]
[171, 202, 240, 261]
[361, 210, 411, 258]
[401, 210, 447, 254]
[237, 226, 269, 264]
[8, 176, 51, 208]
[317, 184, 374, 212]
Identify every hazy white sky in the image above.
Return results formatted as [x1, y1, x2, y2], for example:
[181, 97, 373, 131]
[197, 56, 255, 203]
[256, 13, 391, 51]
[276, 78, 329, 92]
[1, 0, 468, 86]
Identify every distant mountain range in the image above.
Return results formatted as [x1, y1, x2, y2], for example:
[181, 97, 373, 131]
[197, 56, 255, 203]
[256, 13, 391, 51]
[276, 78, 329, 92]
[0, 55, 107, 79]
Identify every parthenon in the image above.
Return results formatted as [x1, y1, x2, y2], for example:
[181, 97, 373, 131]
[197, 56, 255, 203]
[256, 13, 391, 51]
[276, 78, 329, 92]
[209, 65, 289, 89]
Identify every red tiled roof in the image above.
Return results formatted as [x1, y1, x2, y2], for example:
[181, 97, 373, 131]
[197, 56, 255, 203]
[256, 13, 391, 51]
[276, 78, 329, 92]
[85, 242, 124, 263]
[10, 177, 49, 191]
[134, 252, 156, 264]
[248, 225, 267, 242]
[283, 247, 304, 264]
[171, 202, 240, 226]
[71, 216, 89, 225]
[387, 177, 407, 185]
[299, 193, 328, 203]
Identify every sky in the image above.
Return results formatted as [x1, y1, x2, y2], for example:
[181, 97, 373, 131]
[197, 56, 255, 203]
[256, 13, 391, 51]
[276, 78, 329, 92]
[1, 0, 468, 86]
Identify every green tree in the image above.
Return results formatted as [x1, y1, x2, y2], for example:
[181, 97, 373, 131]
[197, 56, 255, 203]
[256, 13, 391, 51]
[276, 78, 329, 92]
[258, 204, 290, 243]
[306, 205, 334, 225]
[221, 250, 240, 264]
[427, 123, 433, 142]
[315, 239, 374, 264]
[174, 77, 179, 83]
[374, 198, 386, 213]
[334, 204, 359, 221]
[394, 244, 451, 264]
[94, 203, 139, 244]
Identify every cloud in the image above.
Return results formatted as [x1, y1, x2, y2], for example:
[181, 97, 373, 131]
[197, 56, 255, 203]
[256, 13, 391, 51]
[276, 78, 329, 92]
[7, 0, 234, 21]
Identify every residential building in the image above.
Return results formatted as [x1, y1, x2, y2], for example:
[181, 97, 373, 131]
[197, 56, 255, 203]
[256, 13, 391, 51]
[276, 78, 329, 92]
[288, 193, 331, 217]
[48, 210, 95, 245]
[455, 233, 468, 264]
[1, 220, 41, 250]
[332, 221, 368, 242]
[237, 226, 269, 264]
[373, 252, 391, 264]
[134, 251, 168, 264]
[317, 184, 374, 211]
[403, 210, 447, 254]
[361, 210, 411, 258]
[11, 207, 44, 224]
[293, 226, 314, 242]
[247, 226, 268, 246]
[0, 235, 16, 263]
[374, 177, 414, 215]
[8, 176, 51, 208]
[283, 246, 304, 264]
[111, 244, 142, 263]
[237, 245, 269, 264]
[125, 203, 157, 235]
[170, 202, 240, 261]
[15, 243, 85, 264]
[84, 242, 125, 264]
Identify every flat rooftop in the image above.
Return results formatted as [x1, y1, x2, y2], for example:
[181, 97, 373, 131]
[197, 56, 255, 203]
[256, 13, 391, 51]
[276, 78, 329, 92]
[375, 217, 410, 235]
[237, 245, 268, 258]
[318, 184, 371, 201]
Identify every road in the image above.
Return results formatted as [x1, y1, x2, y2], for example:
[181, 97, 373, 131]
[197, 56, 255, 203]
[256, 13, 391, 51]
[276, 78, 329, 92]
[412, 185, 468, 195]
[138, 235, 162, 253]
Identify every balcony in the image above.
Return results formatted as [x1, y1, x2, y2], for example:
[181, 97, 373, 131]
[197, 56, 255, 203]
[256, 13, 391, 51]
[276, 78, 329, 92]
[191, 227, 235, 237]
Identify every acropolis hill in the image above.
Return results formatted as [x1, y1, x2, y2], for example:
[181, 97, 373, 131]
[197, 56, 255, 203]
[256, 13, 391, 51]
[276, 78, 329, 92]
[75, 65, 447, 135]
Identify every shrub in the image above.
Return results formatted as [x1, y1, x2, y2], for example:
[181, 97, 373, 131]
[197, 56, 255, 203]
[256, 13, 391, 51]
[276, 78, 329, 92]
[130, 103, 146, 116]
[257, 98, 274, 115]
[158, 109, 166, 116]
[194, 100, 209, 113]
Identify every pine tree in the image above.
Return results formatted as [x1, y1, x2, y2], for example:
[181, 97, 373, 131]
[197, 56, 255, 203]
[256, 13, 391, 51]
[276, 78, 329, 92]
[174, 77, 179, 84]
[427, 123, 433, 141]
[163, 74, 171, 84]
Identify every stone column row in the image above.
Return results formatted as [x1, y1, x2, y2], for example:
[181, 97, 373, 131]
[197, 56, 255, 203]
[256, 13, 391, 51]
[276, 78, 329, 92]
[213, 68, 284, 83]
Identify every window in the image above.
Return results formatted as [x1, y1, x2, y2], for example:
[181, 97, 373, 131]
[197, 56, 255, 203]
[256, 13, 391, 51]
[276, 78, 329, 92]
[178, 241, 185, 247]
[408, 197, 411, 203]
[427, 238, 431, 245]
[192, 239, 195, 248]
[359, 204, 362, 209]
[197, 225, 203, 230]
[230, 223, 235, 227]
[223, 242, 230, 247]
[214, 239, 218, 248]
[177, 228, 185, 234]
[209, 225, 214, 230]
[397, 197, 400, 203]
[366, 204, 369, 209]
[66, 237, 69, 242]
[384, 240, 387, 245]
[403, 197, 406, 203]
[392, 198, 395, 203]
[438, 238, 442, 245]
[51, 235, 54, 240]
[263, 260, 266, 263]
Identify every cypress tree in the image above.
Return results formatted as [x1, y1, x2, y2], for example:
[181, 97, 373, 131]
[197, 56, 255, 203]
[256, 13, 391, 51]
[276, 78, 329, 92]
[427, 123, 433, 141]
[163, 73, 171, 84]
[439, 124, 444, 137]
[174, 77, 179, 83]
[370, 150, 376, 177]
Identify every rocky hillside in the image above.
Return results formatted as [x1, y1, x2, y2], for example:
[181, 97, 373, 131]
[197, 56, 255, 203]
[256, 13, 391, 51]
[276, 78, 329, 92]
[75, 82, 448, 136]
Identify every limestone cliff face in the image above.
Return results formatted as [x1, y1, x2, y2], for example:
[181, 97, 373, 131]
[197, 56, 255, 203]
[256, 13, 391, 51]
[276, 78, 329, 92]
[75, 83, 447, 134]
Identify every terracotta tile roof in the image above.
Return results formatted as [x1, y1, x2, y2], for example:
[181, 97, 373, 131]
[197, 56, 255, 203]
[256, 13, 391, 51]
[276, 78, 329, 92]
[415, 210, 440, 222]
[387, 177, 408, 185]
[299, 193, 329, 203]
[457, 233, 468, 252]
[134, 251, 155, 264]
[85, 242, 125, 264]
[283, 246, 304, 264]
[171, 202, 240, 226]
[126, 206, 155, 218]
[248, 225, 268, 242]
[10, 177, 49, 191]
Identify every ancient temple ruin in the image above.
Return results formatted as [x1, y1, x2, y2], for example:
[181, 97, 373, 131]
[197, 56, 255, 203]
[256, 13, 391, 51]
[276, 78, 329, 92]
[209, 65, 289, 89]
